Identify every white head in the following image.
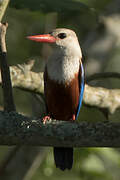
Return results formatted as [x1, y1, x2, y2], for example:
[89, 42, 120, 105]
[49, 28, 82, 58]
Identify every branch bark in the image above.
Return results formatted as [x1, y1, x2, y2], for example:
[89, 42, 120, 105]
[0, 110, 119, 147]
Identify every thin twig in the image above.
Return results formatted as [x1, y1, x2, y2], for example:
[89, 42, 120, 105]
[0, 0, 10, 21]
[0, 23, 16, 111]
[86, 72, 120, 83]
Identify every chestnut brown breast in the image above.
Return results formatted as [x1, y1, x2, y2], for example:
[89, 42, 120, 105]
[44, 67, 81, 121]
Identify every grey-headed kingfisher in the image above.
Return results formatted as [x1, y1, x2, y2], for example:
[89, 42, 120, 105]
[27, 28, 84, 171]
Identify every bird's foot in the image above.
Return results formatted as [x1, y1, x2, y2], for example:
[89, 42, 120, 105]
[72, 114, 76, 121]
[70, 114, 76, 121]
[42, 115, 51, 124]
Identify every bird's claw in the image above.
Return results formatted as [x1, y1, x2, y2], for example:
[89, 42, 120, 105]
[70, 114, 76, 121]
[42, 115, 51, 124]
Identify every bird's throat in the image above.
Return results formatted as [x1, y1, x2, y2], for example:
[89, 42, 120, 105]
[46, 54, 80, 84]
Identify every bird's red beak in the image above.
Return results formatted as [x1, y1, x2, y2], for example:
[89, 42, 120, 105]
[27, 34, 56, 43]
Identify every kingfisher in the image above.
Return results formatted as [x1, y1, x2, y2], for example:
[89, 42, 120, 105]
[27, 28, 84, 171]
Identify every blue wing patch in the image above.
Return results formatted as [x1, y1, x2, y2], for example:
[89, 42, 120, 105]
[76, 62, 84, 120]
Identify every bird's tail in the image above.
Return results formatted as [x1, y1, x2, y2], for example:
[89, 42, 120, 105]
[54, 147, 73, 171]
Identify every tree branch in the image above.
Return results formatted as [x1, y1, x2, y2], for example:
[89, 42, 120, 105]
[0, 23, 16, 112]
[86, 72, 120, 83]
[9, 61, 44, 94]
[0, 62, 119, 114]
[84, 84, 120, 114]
[0, 110, 119, 147]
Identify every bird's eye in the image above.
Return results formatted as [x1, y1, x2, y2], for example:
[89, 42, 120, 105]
[58, 33, 67, 39]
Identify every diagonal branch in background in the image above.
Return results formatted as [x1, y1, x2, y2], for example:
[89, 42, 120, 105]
[86, 72, 120, 83]
[0, 62, 119, 114]
[0, 111, 120, 147]
[0, 0, 10, 21]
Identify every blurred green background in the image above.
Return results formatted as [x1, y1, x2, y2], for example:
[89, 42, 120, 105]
[0, 0, 120, 179]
